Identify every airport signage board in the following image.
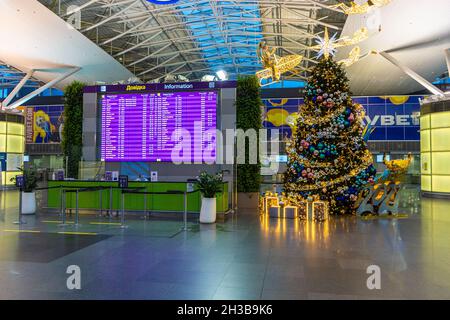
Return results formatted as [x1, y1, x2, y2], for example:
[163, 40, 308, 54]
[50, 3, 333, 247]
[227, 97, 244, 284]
[262, 95, 423, 141]
[84, 81, 237, 94]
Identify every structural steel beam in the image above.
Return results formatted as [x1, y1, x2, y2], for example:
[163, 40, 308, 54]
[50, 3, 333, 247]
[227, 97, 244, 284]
[1, 70, 34, 107]
[5, 67, 81, 110]
[379, 51, 445, 96]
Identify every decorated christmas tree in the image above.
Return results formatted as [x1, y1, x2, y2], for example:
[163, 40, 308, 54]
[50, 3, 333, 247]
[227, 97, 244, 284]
[283, 56, 376, 215]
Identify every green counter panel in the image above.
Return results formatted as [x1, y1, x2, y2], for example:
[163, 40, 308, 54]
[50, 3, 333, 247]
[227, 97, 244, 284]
[47, 181, 229, 213]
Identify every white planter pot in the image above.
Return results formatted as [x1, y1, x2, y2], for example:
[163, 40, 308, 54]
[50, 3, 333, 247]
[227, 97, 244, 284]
[200, 197, 216, 223]
[21, 192, 36, 215]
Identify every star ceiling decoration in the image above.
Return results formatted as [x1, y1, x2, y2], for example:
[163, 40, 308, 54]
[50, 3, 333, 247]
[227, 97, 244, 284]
[311, 27, 369, 61]
[314, 28, 339, 59]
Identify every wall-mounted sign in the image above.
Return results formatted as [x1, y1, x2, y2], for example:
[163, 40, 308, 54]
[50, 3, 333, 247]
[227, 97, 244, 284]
[100, 91, 217, 162]
[25, 106, 64, 144]
[83, 81, 236, 93]
[263, 95, 423, 141]
[56, 170, 65, 181]
[15, 175, 24, 188]
[0, 153, 6, 172]
[118, 175, 129, 189]
[105, 171, 112, 181]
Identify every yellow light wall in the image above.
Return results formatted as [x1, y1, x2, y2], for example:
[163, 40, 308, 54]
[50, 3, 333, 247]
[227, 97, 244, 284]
[1, 171, 22, 186]
[0, 122, 6, 134]
[6, 135, 24, 153]
[431, 152, 450, 175]
[421, 111, 450, 194]
[432, 176, 450, 193]
[421, 153, 431, 174]
[421, 175, 431, 191]
[431, 111, 450, 129]
[7, 122, 24, 136]
[420, 130, 430, 152]
[420, 114, 430, 130]
[0, 119, 25, 186]
[0, 135, 5, 152]
[431, 128, 450, 151]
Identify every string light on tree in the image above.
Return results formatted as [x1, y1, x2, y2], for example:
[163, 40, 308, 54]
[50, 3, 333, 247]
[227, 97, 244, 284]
[283, 55, 377, 215]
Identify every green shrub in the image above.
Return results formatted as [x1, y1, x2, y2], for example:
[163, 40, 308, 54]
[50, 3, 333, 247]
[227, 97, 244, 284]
[236, 75, 262, 193]
[62, 81, 84, 179]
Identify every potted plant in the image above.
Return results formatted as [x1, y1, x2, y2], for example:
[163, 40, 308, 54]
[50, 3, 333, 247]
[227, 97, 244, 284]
[197, 171, 223, 223]
[10, 166, 39, 215]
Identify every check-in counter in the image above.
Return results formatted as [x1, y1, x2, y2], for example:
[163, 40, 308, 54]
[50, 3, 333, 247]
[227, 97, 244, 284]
[47, 180, 229, 214]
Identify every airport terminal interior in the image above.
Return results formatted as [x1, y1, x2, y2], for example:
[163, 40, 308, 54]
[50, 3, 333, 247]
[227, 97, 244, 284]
[0, 0, 450, 300]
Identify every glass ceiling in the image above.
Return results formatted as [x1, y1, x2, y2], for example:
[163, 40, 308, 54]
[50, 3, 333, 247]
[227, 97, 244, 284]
[177, 1, 263, 79]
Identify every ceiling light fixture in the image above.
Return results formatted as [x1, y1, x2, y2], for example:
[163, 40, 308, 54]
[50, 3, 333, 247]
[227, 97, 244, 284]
[201, 75, 216, 82]
[216, 70, 228, 81]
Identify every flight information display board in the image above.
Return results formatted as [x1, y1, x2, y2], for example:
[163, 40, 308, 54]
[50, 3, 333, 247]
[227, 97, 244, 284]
[101, 91, 217, 162]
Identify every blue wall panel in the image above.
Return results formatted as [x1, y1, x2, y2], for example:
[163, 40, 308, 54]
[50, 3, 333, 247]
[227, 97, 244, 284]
[262, 95, 423, 141]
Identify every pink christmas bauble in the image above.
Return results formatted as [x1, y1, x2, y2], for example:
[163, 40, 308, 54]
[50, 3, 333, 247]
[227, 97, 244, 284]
[348, 113, 355, 122]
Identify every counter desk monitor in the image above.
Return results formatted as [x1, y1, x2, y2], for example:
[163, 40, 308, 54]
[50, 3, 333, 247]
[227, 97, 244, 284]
[100, 90, 218, 163]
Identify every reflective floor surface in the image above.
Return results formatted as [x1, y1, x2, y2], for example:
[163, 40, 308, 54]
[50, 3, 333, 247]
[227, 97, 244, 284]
[0, 186, 450, 300]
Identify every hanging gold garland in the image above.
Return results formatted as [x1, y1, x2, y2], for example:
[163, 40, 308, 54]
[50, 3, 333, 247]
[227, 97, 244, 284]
[285, 149, 373, 192]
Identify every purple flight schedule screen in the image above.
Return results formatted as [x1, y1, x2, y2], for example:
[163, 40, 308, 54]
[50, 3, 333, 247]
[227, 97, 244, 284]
[101, 91, 217, 162]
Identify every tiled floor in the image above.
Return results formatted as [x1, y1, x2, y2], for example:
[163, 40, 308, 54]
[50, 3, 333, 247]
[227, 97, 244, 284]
[0, 186, 449, 300]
